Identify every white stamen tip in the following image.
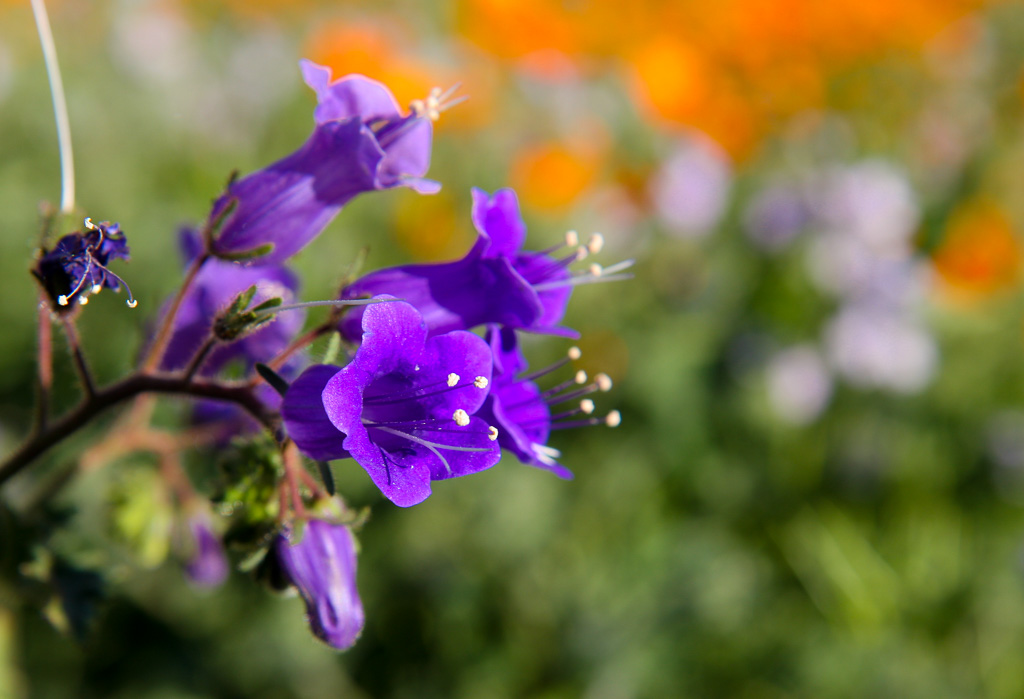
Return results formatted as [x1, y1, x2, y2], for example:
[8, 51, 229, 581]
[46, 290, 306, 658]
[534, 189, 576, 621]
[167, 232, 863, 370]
[447, 372, 460, 387]
[453, 409, 470, 427]
[580, 399, 595, 414]
[474, 376, 489, 389]
[565, 230, 579, 247]
[575, 247, 589, 261]
[605, 410, 621, 428]
[57, 295, 69, 306]
[488, 425, 499, 441]
[84, 217, 96, 230]
[589, 263, 603, 277]
[587, 233, 604, 254]
[126, 299, 138, 308]
[568, 346, 582, 360]
[575, 370, 588, 384]
[78, 295, 88, 305]
[595, 373, 613, 392]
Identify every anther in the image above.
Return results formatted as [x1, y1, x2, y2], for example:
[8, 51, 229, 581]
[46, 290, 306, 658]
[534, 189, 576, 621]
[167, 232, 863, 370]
[589, 263, 603, 277]
[78, 295, 89, 305]
[488, 425, 499, 441]
[568, 346, 582, 361]
[565, 230, 579, 247]
[474, 376, 489, 389]
[90, 284, 101, 294]
[595, 373, 612, 391]
[575, 370, 587, 384]
[587, 233, 604, 254]
[453, 409, 470, 427]
[580, 399, 595, 414]
[126, 299, 138, 308]
[58, 295, 69, 306]
[84, 217, 97, 230]
[447, 373, 460, 387]
[575, 247, 589, 262]
[605, 410, 621, 427]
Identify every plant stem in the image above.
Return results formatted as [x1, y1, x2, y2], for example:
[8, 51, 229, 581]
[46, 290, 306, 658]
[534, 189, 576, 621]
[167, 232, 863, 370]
[33, 298, 52, 434]
[183, 336, 218, 381]
[0, 374, 277, 488]
[30, 0, 74, 214]
[141, 252, 209, 372]
[61, 317, 95, 398]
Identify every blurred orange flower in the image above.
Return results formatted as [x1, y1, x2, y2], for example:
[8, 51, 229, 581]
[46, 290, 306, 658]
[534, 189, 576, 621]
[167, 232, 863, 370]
[510, 141, 604, 212]
[932, 199, 1022, 300]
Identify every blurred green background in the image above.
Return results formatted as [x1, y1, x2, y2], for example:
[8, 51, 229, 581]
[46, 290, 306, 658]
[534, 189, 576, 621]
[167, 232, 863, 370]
[6, 0, 1024, 696]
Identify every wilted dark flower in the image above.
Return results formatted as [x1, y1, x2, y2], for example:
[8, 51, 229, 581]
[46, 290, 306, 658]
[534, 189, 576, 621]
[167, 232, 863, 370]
[477, 325, 618, 478]
[209, 60, 440, 263]
[340, 188, 631, 339]
[33, 218, 134, 309]
[275, 520, 364, 650]
[283, 297, 500, 507]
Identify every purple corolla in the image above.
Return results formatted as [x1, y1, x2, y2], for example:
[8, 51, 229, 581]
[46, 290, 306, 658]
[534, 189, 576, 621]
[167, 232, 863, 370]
[476, 325, 619, 479]
[282, 297, 500, 507]
[183, 513, 229, 589]
[340, 188, 632, 339]
[209, 60, 439, 264]
[275, 520, 364, 650]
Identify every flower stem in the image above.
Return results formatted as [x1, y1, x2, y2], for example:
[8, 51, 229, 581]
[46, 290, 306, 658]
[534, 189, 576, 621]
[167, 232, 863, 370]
[141, 251, 210, 372]
[61, 317, 95, 399]
[30, 0, 75, 214]
[0, 374, 278, 488]
[183, 335, 218, 382]
[33, 297, 52, 434]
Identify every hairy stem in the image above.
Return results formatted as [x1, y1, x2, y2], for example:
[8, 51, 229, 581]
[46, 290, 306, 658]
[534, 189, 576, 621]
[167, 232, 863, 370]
[61, 317, 95, 398]
[183, 336, 218, 382]
[0, 374, 278, 488]
[141, 252, 209, 372]
[33, 299, 52, 433]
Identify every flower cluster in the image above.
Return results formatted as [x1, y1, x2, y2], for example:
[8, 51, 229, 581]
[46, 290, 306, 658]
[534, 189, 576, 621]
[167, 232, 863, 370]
[16, 58, 624, 655]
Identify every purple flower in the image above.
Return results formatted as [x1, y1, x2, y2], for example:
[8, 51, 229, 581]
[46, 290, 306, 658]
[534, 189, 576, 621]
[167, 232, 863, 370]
[340, 188, 629, 339]
[209, 60, 439, 264]
[33, 218, 134, 309]
[184, 515, 229, 589]
[275, 520, 364, 650]
[282, 297, 500, 507]
[160, 231, 305, 374]
[476, 326, 619, 479]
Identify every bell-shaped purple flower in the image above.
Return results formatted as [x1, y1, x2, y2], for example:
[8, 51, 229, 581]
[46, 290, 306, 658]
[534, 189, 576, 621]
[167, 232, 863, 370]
[209, 60, 439, 264]
[275, 520, 364, 650]
[160, 231, 305, 375]
[477, 325, 620, 479]
[183, 514, 229, 589]
[340, 188, 632, 339]
[33, 218, 134, 310]
[282, 297, 500, 507]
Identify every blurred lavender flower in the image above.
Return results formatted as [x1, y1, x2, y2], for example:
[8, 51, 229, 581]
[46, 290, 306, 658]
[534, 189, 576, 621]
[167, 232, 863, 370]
[283, 297, 500, 507]
[33, 219, 134, 310]
[648, 133, 732, 238]
[765, 345, 833, 425]
[275, 520, 364, 650]
[824, 304, 938, 394]
[476, 326, 619, 478]
[183, 514, 229, 589]
[340, 188, 629, 339]
[743, 184, 811, 253]
[209, 60, 439, 263]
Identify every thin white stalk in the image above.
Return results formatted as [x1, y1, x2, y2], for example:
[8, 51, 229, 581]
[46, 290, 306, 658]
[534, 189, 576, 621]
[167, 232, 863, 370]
[30, 0, 75, 213]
